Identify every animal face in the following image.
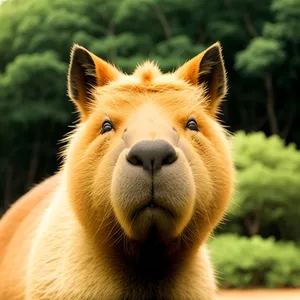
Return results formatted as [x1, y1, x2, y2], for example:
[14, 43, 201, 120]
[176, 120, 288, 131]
[64, 43, 233, 253]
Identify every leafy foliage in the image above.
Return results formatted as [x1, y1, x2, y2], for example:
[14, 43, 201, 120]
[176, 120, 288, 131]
[218, 132, 300, 241]
[236, 37, 285, 75]
[0, 52, 68, 124]
[210, 234, 300, 288]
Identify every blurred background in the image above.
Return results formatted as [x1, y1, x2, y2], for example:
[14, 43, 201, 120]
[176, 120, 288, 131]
[0, 0, 300, 291]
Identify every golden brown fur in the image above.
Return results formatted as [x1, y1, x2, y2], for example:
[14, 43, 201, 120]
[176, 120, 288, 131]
[0, 42, 234, 299]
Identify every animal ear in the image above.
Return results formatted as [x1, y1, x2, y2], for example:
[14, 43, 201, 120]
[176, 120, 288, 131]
[176, 42, 227, 115]
[68, 44, 120, 120]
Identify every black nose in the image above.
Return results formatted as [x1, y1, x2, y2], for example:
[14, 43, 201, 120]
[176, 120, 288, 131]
[126, 139, 177, 172]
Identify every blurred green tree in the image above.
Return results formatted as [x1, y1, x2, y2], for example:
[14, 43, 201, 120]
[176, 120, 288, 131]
[221, 131, 300, 241]
[209, 234, 300, 288]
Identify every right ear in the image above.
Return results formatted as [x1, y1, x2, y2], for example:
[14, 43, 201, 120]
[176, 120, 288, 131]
[175, 42, 227, 116]
[68, 45, 120, 120]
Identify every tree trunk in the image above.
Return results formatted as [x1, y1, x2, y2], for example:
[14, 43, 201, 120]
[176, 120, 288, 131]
[152, 4, 172, 40]
[106, 21, 116, 60]
[3, 165, 13, 212]
[243, 12, 258, 37]
[26, 131, 40, 189]
[264, 72, 279, 135]
[281, 108, 295, 139]
[244, 211, 260, 236]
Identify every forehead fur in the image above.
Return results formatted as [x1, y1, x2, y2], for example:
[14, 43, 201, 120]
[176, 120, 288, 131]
[93, 61, 208, 116]
[133, 61, 162, 84]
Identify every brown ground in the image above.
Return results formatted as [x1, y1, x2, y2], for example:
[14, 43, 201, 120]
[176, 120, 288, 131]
[218, 289, 300, 300]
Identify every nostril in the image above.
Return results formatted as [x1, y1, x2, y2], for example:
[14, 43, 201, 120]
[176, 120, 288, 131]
[126, 153, 143, 166]
[162, 151, 177, 165]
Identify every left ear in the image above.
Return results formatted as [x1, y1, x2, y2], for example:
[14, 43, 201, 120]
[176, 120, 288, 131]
[176, 42, 227, 115]
[68, 45, 120, 121]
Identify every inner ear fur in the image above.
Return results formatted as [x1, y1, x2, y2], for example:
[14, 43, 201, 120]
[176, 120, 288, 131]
[176, 42, 227, 115]
[68, 45, 120, 120]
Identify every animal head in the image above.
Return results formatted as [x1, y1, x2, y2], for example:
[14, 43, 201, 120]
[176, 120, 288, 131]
[64, 43, 234, 257]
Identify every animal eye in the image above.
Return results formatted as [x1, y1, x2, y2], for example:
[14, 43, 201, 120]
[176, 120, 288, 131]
[186, 119, 199, 131]
[101, 120, 113, 134]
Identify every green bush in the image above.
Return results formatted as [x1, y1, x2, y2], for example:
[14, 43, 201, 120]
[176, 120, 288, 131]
[219, 131, 300, 241]
[209, 234, 300, 288]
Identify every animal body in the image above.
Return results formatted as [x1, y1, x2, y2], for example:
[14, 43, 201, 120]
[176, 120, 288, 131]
[0, 42, 234, 299]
